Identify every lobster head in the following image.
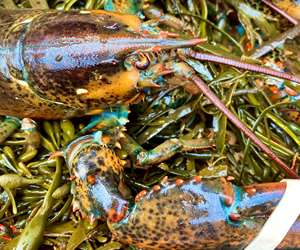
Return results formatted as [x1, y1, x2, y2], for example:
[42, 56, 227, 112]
[19, 10, 203, 113]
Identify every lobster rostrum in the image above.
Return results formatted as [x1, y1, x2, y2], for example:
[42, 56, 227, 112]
[2, 8, 300, 178]
[65, 133, 300, 250]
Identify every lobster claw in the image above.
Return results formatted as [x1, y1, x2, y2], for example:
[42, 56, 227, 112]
[109, 177, 298, 250]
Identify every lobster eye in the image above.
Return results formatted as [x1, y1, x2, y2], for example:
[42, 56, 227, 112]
[134, 53, 150, 70]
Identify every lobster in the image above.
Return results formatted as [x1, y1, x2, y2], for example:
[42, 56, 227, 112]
[0, 8, 206, 119]
[64, 133, 300, 250]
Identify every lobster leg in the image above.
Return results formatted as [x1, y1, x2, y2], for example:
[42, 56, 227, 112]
[119, 134, 215, 168]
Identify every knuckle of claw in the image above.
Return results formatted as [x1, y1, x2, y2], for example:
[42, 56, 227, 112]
[245, 187, 257, 196]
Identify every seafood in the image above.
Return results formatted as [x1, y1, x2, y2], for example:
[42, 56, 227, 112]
[1, 8, 300, 120]
[2, 6, 300, 249]
[66, 134, 300, 250]
[1, 8, 300, 177]
[0, 9, 204, 119]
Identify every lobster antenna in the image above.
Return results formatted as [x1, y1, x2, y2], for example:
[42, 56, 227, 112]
[184, 49, 300, 84]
